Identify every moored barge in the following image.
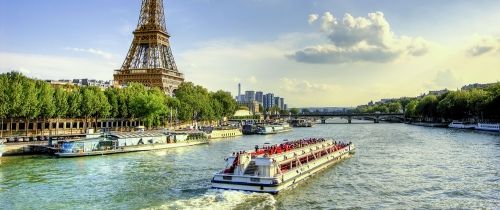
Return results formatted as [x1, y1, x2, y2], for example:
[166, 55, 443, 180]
[211, 138, 355, 194]
[55, 131, 208, 158]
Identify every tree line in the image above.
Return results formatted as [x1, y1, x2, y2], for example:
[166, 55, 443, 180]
[0, 72, 237, 129]
[355, 82, 500, 121]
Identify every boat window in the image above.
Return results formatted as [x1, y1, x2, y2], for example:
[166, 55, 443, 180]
[223, 176, 232, 180]
[250, 178, 260, 182]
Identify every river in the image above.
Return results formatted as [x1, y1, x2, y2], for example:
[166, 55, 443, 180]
[0, 123, 499, 209]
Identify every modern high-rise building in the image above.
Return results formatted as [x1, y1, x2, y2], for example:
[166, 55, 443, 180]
[274, 97, 281, 109]
[279, 98, 285, 110]
[255, 91, 263, 103]
[245, 91, 255, 102]
[238, 83, 241, 96]
[263, 93, 274, 111]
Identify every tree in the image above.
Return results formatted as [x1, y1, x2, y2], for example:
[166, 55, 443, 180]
[36, 81, 55, 120]
[405, 100, 419, 118]
[387, 102, 402, 113]
[80, 87, 100, 129]
[269, 105, 281, 115]
[399, 98, 412, 114]
[280, 109, 290, 115]
[211, 90, 237, 118]
[105, 88, 120, 118]
[53, 87, 69, 118]
[290, 108, 300, 115]
[416, 95, 439, 120]
[437, 91, 469, 120]
[67, 90, 82, 118]
[0, 75, 10, 137]
[174, 82, 214, 121]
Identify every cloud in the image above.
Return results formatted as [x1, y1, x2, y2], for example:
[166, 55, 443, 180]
[247, 75, 258, 84]
[466, 36, 500, 56]
[280, 77, 340, 93]
[308, 14, 319, 25]
[423, 69, 462, 90]
[289, 11, 430, 64]
[0, 52, 116, 80]
[65, 47, 114, 60]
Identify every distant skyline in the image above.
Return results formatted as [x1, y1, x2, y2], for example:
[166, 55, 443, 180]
[1, 0, 499, 106]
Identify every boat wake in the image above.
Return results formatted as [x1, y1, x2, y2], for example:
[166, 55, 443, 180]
[146, 189, 276, 210]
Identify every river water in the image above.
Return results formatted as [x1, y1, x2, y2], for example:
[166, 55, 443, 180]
[0, 123, 499, 209]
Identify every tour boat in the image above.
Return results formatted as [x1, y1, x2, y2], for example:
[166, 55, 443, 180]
[474, 123, 500, 132]
[55, 131, 208, 158]
[448, 121, 475, 129]
[204, 126, 243, 139]
[211, 138, 355, 194]
[256, 123, 292, 135]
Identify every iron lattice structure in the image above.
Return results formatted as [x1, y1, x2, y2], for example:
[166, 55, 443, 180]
[114, 0, 184, 95]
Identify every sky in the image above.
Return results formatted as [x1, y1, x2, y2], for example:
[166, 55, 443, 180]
[1, 0, 500, 107]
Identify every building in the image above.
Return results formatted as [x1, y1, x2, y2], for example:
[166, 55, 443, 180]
[274, 97, 282, 110]
[263, 93, 274, 111]
[46, 79, 113, 90]
[113, 0, 184, 95]
[279, 98, 285, 110]
[428, 89, 449, 96]
[255, 91, 263, 103]
[245, 91, 255, 102]
[461, 83, 495, 91]
[238, 83, 241, 96]
[238, 100, 260, 114]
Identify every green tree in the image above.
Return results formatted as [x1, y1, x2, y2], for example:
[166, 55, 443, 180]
[53, 87, 68, 118]
[269, 105, 281, 115]
[290, 108, 300, 115]
[211, 90, 237, 118]
[387, 102, 402, 113]
[80, 87, 99, 129]
[67, 89, 82, 118]
[174, 82, 214, 121]
[405, 100, 419, 118]
[0, 75, 10, 137]
[105, 88, 120, 118]
[36, 81, 55, 119]
[416, 95, 439, 120]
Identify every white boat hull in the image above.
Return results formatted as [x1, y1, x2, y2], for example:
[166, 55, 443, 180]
[55, 141, 207, 157]
[475, 123, 500, 132]
[212, 145, 354, 194]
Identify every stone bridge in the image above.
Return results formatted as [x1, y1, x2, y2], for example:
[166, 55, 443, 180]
[271, 112, 404, 123]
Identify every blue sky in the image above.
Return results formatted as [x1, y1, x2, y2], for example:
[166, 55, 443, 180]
[1, 0, 500, 106]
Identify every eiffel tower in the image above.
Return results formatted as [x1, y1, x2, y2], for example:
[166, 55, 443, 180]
[114, 0, 184, 95]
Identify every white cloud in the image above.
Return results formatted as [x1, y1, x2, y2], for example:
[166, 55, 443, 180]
[308, 14, 319, 25]
[423, 69, 462, 90]
[247, 75, 258, 84]
[290, 11, 430, 64]
[466, 36, 500, 56]
[280, 77, 340, 93]
[65, 47, 114, 60]
[0, 52, 116, 80]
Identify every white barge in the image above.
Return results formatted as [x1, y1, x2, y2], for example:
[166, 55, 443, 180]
[211, 138, 355, 194]
[448, 121, 476, 129]
[55, 131, 208, 158]
[256, 123, 292, 135]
